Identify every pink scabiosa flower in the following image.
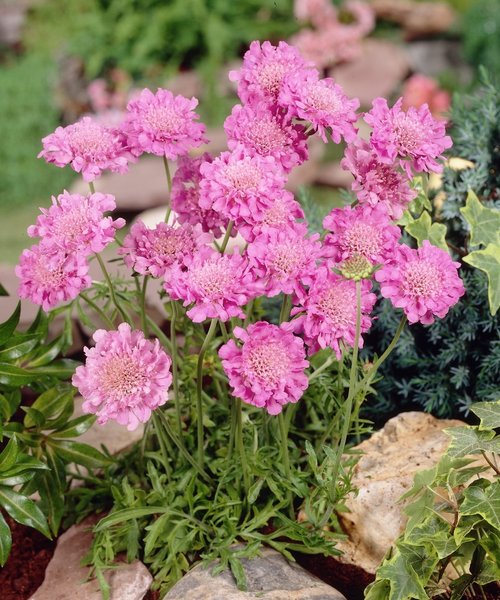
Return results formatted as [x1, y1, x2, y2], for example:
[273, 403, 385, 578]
[119, 219, 210, 278]
[341, 139, 416, 219]
[72, 323, 172, 430]
[246, 222, 323, 300]
[364, 97, 452, 177]
[164, 247, 255, 322]
[280, 70, 359, 143]
[38, 116, 130, 182]
[170, 154, 229, 238]
[224, 103, 308, 172]
[219, 321, 309, 415]
[122, 88, 207, 159]
[16, 245, 91, 311]
[199, 148, 286, 223]
[323, 204, 401, 267]
[229, 40, 312, 106]
[294, 0, 337, 26]
[375, 240, 465, 325]
[27, 191, 125, 256]
[289, 268, 376, 357]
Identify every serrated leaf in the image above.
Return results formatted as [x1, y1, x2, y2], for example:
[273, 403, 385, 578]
[47, 440, 112, 469]
[0, 512, 12, 566]
[444, 426, 500, 458]
[463, 244, 500, 315]
[0, 485, 51, 538]
[405, 211, 449, 253]
[471, 400, 500, 430]
[377, 549, 429, 600]
[460, 190, 500, 247]
[461, 483, 500, 530]
[0, 302, 20, 347]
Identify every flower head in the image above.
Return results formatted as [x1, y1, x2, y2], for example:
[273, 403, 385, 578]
[364, 97, 452, 177]
[16, 245, 91, 311]
[375, 240, 465, 324]
[38, 116, 130, 182]
[72, 323, 172, 430]
[122, 88, 207, 159]
[219, 321, 309, 415]
[27, 191, 124, 256]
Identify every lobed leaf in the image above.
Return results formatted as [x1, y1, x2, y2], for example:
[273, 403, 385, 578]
[463, 244, 500, 315]
[460, 190, 500, 247]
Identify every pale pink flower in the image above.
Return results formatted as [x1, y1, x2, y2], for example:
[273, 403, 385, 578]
[119, 219, 210, 278]
[294, 0, 337, 26]
[122, 88, 207, 159]
[219, 321, 309, 415]
[288, 268, 376, 357]
[27, 191, 124, 256]
[341, 139, 416, 219]
[323, 204, 401, 266]
[375, 240, 465, 325]
[224, 103, 308, 172]
[364, 97, 452, 177]
[164, 247, 255, 322]
[171, 154, 229, 238]
[72, 323, 172, 430]
[290, 25, 363, 70]
[16, 245, 91, 311]
[199, 148, 286, 222]
[402, 74, 450, 120]
[280, 71, 359, 143]
[344, 0, 376, 37]
[38, 116, 130, 182]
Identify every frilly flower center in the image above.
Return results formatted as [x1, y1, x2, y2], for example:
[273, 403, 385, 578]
[225, 162, 262, 190]
[403, 259, 442, 298]
[307, 83, 341, 113]
[342, 223, 382, 258]
[191, 260, 233, 299]
[262, 200, 289, 227]
[256, 62, 286, 96]
[270, 241, 306, 278]
[245, 341, 290, 386]
[318, 287, 355, 326]
[143, 106, 183, 138]
[100, 355, 146, 400]
[68, 123, 116, 160]
[394, 115, 425, 154]
[247, 116, 287, 154]
[33, 259, 66, 287]
[53, 207, 88, 242]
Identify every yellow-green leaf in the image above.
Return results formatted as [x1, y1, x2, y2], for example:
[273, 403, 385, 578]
[405, 211, 449, 253]
[460, 190, 500, 247]
[463, 244, 500, 315]
[471, 400, 500, 430]
[461, 483, 500, 530]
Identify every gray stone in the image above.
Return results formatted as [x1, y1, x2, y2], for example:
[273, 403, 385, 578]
[165, 546, 346, 600]
[0, 0, 28, 47]
[30, 518, 152, 600]
[164, 71, 203, 99]
[405, 40, 473, 85]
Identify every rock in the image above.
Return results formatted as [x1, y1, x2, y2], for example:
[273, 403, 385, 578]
[330, 39, 409, 108]
[405, 40, 473, 85]
[315, 162, 353, 189]
[165, 546, 346, 600]
[336, 411, 464, 574]
[164, 71, 203, 99]
[0, 0, 28, 48]
[30, 518, 152, 600]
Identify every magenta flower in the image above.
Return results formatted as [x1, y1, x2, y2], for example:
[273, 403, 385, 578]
[229, 40, 312, 106]
[219, 321, 309, 415]
[289, 268, 376, 357]
[375, 241, 465, 325]
[164, 247, 255, 323]
[364, 97, 452, 177]
[72, 323, 172, 430]
[119, 219, 210, 278]
[38, 116, 130, 182]
[322, 204, 401, 267]
[170, 153, 229, 238]
[224, 103, 308, 172]
[199, 148, 286, 223]
[341, 139, 416, 219]
[16, 245, 91, 311]
[122, 88, 207, 159]
[27, 190, 125, 256]
[280, 70, 359, 143]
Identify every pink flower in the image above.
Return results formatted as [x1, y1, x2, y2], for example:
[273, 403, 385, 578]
[344, 0, 376, 37]
[27, 191, 125, 256]
[122, 88, 207, 159]
[294, 0, 337, 26]
[246, 223, 323, 300]
[364, 97, 452, 177]
[290, 25, 362, 71]
[375, 240, 465, 325]
[288, 268, 376, 357]
[38, 116, 130, 182]
[224, 103, 308, 172]
[280, 70, 359, 143]
[199, 148, 286, 223]
[219, 321, 309, 415]
[16, 245, 91, 311]
[401, 74, 451, 120]
[72, 323, 172, 430]
[164, 247, 255, 322]
[229, 40, 312, 106]
[341, 139, 416, 219]
[119, 219, 210, 278]
[323, 204, 401, 266]
[170, 154, 229, 237]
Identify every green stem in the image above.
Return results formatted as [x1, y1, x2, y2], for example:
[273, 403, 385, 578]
[219, 221, 234, 254]
[79, 292, 115, 329]
[227, 398, 237, 462]
[219, 320, 230, 343]
[237, 399, 250, 491]
[319, 351, 345, 447]
[88, 181, 96, 194]
[309, 354, 336, 382]
[95, 253, 131, 325]
[170, 301, 182, 435]
[152, 413, 173, 478]
[278, 411, 294, 518]
[279, 294, 292, 324]
[163, 156, 172, 223]
[243, 299, 254, 327]
[144, 316, 173, 353]
[139, 276, 149, 336]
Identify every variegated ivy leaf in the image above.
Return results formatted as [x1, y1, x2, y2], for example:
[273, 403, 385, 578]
[463, 244, 500, 315]
[405, 210, 449, 253]
[461, 482, 500, 530]
[471, 400, 500, 430]
[460, 190, 500, 247]
[444, 426, 500, 458]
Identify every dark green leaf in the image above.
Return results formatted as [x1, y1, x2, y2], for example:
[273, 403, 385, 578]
[24, 385, 75, 427]
[22, 407, 46, 428]
[27, 309, 48, 337]
[0, 302, 20, 347]
[0, 454, 48, 478]
[0, 436, 18, 472]
[36, 470, 65, 536]
[48, 439, 112, 469]
[29, 359, 80, 379]
[0, 282, 8, 297]
[0, 394, 12, 420]
[0, 334, 40, 361]
[94, 506, 168, 531]
[0, 486, 51, 538]
[377, 548, 429, 600]
[450, 574, 475, 600]
[0, 512, 12, 566]
[0, 363, 34, 387]
[26, 335, 65, 368]
[51, 414, 96, 438]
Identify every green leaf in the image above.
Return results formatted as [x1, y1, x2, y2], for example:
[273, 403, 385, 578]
[0, 363, 35, 387]
[461, 482, 500, 530]
[450, 574, 475, 600]
[377, 549, 429, 600]
[0, 334, 40, 361]
[365, 579, 392, 600]
[247, 478, 264, 504]
[24, 385, 75, 427]
[47, 439, 112, 469]
[94, 506, 168, 531]
[463, 244, 500, 315]
[460, 189, 500, 247]
[0, 302, 20, 347]
[36, 470, 65, 536]
[410, 177, 433, 214]
[454, 514, 483, 546]
[51, 414, 96, 438]
[29, 358, 80, 379]
[0, 436, 18, 472]
[26, 335, 66, 368]
[405, 211, 449, 253]
[444, 426, 500, 458]
[228, 556, 247, 591]
[0, 485, 51, 538]
[0, 394, 11, 420]
[471, 400, 500, 430]
[0, 282, 8, 297]
[0, 512, 12, 566]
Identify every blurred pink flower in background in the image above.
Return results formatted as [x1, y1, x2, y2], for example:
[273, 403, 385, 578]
[401, 74, 451, 120]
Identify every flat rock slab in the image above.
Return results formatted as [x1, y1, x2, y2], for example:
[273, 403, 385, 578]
[30, 518, 152, 600]
[165, 547, 346, 599]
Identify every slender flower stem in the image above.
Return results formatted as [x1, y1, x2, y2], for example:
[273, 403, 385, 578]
[309, 354, 336, 382]
[79, 292, 115, 329]
[144, 316, 173, 353]
[319, 351, 345, 447]
[219, 221, 234, 254]
[196, 319, 219, 469]
[243, 299, 254, 327]
[94, 253, 132, 325]
[278, 411, 294, 518]
[88, 181, 96, 194]
[152, 413, 173, 477]
[219, 320, 230, 343]
[140, 276, 149, 336]
[227, 398, 237, 462]
[279, 294, 292, 324]
[170, 300, 182, 435]
[236, 399, 250, 491]
[163, 155, 172, 223]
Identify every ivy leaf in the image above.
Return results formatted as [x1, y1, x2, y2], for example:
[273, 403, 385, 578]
[444, 426, 500, 458]
[377, 548, 429, 600]
[463, 244, 500, 315]
[460, 482, 500, 530]
[0, 512, 12, 566]
[470, 400, 500, 430]
[454, 514, 483, 546]
[365, 580, 392, 600]
[405, 211, 449, 253]
[460, 190, 500, 247]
